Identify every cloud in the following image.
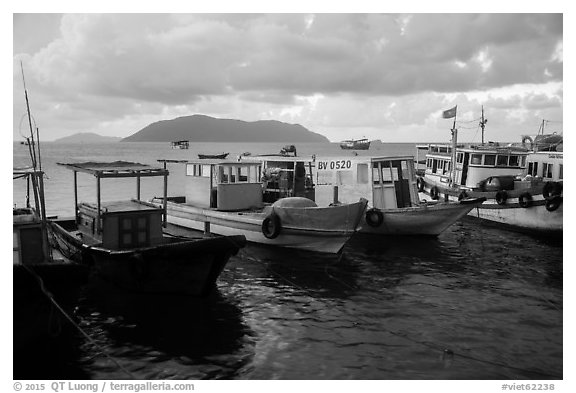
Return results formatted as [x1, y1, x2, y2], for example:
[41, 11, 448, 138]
[13, 13, 562, 141]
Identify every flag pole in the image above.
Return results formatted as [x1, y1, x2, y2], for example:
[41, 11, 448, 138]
[450, 106, 458, 189]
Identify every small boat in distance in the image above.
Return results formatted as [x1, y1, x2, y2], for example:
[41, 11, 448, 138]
[49, 161, 246, 296]
[198, 152, 229, 159]
[153, 159, 367, 253]
[171, 140, 189, 149]
[339, 138, 370, 150]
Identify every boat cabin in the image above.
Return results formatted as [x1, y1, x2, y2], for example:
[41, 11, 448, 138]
[241, 156, 316, 203]
[13, 169, 50, 264]
[524, 151, 563, 182]
[58, 161, 169, 250]
[171, 140, 189, 149]
[314, 156, 419, 209]
[160, 159, 264, 211]
[417, 143, 529, 190]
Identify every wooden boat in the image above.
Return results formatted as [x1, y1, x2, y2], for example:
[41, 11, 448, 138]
[13, 169, 88, 350]
[171, 140, 189, 149]
[414, 113, 562, 235]
[14, 71, 87, 351]
[152, 159, 368, 254]
[48, 161, 246, 296]
[339, 138, 370, 150]
[198, 152, 229, 159]
[309, 156, 485, 236]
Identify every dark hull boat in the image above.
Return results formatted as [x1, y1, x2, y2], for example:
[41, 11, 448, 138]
[49, 161, 246, 296]
[13, 173, 88, 351]
[198, 152, 229, 159]
[49, 217, 245, 296]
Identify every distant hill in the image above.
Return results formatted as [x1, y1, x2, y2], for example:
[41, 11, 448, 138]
[122, 115, 330, 143]
[54, 132, 122, 143]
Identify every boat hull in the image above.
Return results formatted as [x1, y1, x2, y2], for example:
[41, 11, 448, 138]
[418, 183, 562, 235]
[48, 220, 246, 296]
[358, 200, 483, 236]
[155, 199, 368, 254]
[13, 262, 88, 349]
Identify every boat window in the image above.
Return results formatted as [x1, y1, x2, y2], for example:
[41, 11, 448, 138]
[559, 164, 563, 180]
[509, 155, 519, 167]
[471, 154, 482, 165]
[496, 155, 508, 166]
[543, 163, 553, 179]
[521, 156, 526, 167]
[484, 154, 496, 166]
[201, 165, 211, 177]
[372, 165, 381, 184]
[456, 153, 464, 164]
[426, 158, 432, 169]
[357, 163, 369, 184]
[527, 162, 538, 177]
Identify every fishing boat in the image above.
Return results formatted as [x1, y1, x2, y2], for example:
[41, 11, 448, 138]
[48, 161, 246, 296]
[14, 168, 88, 350]
[152, 159, 368, 254]
[240, 153, 483, 236]
[171, 140, 189, 149]
[312, 156, 485, 235]
[14, 64, 88, 350]
[415, 109, 562, 235]
[198, 152, 229, 159]
[339, 138, 370, 150]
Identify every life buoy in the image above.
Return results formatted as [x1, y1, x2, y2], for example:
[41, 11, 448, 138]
[543, 181, 562, 198]
[495, 190, 508, 205]
[522, 135, 534, 150]
[458, 191, 468, 201]
[430, 186, 440, 200]
[545, 195, 562, 212]
[518, 192, 533, 208]
[417, 177, 425, 192]
[365, 208, 384, 227]
[262, 213, 282, 239]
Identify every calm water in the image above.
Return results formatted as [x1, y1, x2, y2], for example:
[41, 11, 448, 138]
[13, 142, 563, 380]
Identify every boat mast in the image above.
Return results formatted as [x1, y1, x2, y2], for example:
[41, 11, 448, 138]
[479, 106, 488, 145]
[450, 115, 458, 189]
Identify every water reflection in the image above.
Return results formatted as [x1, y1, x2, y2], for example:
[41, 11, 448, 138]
[77, 284, 253, 379]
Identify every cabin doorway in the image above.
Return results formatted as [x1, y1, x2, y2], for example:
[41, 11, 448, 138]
[460, 153, 470, 186]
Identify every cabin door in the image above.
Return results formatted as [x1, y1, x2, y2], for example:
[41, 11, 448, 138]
[460, 153, 470, 186]
[392, 160, 411, 208]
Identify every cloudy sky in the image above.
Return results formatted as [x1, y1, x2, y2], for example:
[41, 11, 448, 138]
[12, 12, 563, 143]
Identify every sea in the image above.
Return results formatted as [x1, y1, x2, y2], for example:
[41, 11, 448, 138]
[12, 141, 563, 382]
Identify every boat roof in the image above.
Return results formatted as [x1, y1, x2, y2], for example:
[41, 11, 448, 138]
[317, 155, 414, 162]
[57, 161, 168, 178]
[158, 158, 259, 167]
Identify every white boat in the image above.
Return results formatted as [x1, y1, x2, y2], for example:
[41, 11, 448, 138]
[312, 156, 484, 235]
[152, 159, 368, 254]
[415, 116, 562, 235]
[339, 138, 370, 150]
[241, 154, 484, 236]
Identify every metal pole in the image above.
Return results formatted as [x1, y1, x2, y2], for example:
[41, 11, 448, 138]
[136, 175, 141, 201]
[74, 171, 78, 223]
[163, 173, 168, 227]
[96, 176, 101, 233]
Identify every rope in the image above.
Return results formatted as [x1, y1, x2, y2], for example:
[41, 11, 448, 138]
[21, 264, 137, 379]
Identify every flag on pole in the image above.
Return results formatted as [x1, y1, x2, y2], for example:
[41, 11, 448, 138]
[442, 106, 457, 119]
